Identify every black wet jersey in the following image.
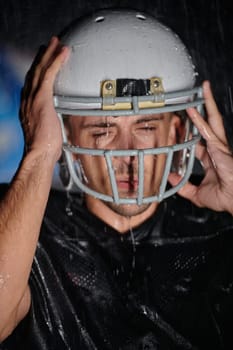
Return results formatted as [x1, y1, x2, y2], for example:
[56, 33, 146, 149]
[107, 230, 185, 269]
[1, 188, 233, 350]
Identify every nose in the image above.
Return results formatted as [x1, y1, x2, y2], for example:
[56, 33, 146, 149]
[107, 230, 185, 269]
[114, 130, 135, 165]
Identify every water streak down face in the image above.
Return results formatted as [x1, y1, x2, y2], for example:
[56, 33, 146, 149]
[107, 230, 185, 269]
[67, 113, 181, 217]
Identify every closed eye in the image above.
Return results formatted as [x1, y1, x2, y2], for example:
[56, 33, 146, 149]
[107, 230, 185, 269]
[92, 126, 116, 139]
[93, 131, 111, 137]
[140, 126, 157, 130]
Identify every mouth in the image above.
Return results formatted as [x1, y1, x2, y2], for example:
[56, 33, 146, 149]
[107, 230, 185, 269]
[116, 178, 139, 193]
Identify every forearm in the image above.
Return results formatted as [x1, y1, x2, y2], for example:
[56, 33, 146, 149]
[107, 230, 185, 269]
[0, 36, 68, 340]
[0, 149, 56, 338]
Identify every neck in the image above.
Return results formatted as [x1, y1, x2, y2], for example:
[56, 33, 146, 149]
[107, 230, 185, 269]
[85, 195, 158, 233]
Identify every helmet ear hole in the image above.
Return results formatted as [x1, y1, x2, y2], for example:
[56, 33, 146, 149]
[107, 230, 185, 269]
[59, 152, 72, 188]
[171, 113, 192, 175]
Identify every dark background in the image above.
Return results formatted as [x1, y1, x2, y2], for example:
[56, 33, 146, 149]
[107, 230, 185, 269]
[0, 0, 233, 181]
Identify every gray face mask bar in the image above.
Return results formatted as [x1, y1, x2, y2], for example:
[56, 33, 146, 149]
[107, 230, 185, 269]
[54, 86, 204, 204]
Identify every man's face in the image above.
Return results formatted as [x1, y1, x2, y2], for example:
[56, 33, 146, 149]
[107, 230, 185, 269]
[67, 113, 180, 217]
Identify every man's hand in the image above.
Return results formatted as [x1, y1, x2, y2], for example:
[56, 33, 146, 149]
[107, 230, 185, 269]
[20, 36, 70, 163]
[169, 80, 233, 215]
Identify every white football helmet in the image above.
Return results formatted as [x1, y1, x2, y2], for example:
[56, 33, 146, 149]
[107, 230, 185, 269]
[54, 9, 204, 204]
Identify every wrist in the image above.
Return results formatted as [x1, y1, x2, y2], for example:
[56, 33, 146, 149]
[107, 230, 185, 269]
[20, 147, 59, 177]
[24, 143, 62, 166]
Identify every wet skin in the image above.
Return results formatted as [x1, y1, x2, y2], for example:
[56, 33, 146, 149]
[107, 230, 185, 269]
[66, 113, 181, 232]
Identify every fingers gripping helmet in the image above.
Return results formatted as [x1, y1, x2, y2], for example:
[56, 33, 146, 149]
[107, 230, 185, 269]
[54, 9, 203, 205]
